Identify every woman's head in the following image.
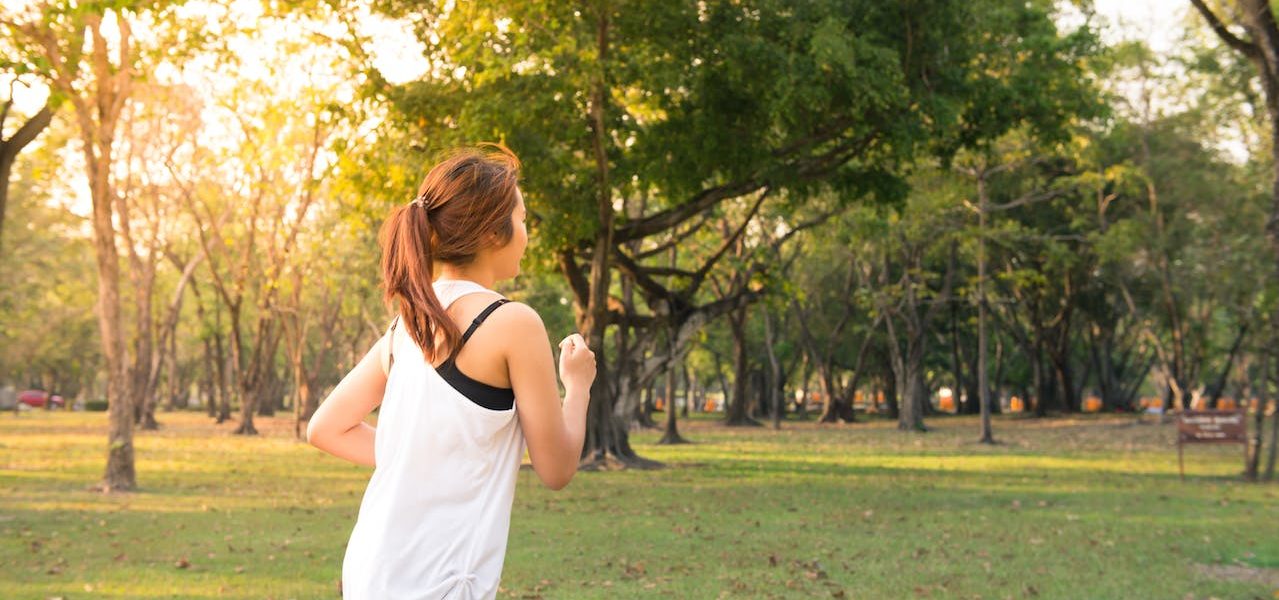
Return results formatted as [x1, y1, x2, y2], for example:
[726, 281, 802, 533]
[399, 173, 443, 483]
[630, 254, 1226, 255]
[379, 144, 526, 360]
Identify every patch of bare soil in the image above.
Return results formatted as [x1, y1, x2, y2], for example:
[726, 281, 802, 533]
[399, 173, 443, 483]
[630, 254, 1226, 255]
[1194, 563, 1279, 588]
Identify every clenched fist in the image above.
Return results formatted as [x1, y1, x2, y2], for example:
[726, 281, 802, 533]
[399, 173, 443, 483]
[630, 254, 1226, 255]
[557, 333, 596, 392]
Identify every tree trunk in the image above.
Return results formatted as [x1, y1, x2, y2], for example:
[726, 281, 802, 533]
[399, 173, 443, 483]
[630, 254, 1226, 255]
[94, 159, 134, 491]
[883, 364, 899, 419]
[1265, 354, 1278, 481]
[658, 359, 689, 444]
[615, 284, 655, 430]
[763, 310, 783, 430]
[571, 252, 659, 467]
[1246, 356, 1268, 480]
[79, 104, 136, 491]
[234, 314, 277, 434]
[293, 368, 313, 440]
[257, 361, 279, 417]
[1090, 325, 1126, 410]
[991, 334, 1004, 415]
[796, 357, 811, 420]
[215, 328, 231, 424]
[630, 363, 659, 430]
[951, 301, 976, 415]
[1207, 324, 1248, 408]
[725, 304, 761, 427]
[682, 367, 692, 418]
[817, 364, 854, 423]
[634, 385, 659, 430]
[1265, 385, 1278, 481]
[201, 339, 216, 418]
[899, 365, 928, 432]
[1031, 343, 1047, 417]
[884, 307, 926, 431]
[976, 182, 994, 442]
[1055, 359, 1076, 413]
[1046, 315, 1079, 413]
[132, 265, 159, 431]
[161, 315, 182, 412]
[746, 368, 762, 419]
[710, 347, 731, 414]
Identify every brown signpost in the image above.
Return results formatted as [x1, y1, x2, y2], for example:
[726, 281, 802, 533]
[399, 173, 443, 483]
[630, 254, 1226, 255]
[1177, 410, 1247, 481]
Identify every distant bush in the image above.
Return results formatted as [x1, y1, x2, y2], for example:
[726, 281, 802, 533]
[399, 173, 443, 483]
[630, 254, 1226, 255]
[84, 400, 108, 412]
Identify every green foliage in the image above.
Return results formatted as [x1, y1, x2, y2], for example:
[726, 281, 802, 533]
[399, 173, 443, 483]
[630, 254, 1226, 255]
[0, 124, 100, 394]
[370, 0, 1103, 252]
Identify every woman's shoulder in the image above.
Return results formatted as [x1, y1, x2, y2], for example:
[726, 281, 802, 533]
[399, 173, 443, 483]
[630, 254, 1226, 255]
[449, 294, 546, 338]
[456, 298, 549, 375]
[486, 299, 545, 334]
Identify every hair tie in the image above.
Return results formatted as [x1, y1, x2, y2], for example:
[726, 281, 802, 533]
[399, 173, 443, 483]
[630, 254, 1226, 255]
[411, 192, 431, 210]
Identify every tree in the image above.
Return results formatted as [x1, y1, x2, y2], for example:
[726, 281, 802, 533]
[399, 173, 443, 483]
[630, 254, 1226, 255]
[7, 0, 230, 488]
[374, 0, 1102, 462]
[1190, 0, 1279, 408]
[9, 2, 145, 490]
[114, 81, 209, 430]
[955, 141, 1080, 440]
[786, 206, 883, 424]
[873, 176, 962, 432]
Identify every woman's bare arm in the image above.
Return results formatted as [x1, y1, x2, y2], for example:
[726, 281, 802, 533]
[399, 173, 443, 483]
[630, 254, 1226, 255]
[306, 334, 389, 467]
[501, 303, 594, 490]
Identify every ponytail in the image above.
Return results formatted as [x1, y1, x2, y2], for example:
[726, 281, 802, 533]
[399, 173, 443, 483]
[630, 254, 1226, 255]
[379, 203, 459, 362]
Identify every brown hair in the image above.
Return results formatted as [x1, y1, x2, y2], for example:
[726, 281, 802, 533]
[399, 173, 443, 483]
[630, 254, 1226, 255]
[379, 144, 522, 362]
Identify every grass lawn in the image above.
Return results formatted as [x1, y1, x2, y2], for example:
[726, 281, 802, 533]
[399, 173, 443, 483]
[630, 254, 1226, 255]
[1, 409, 1277, 599]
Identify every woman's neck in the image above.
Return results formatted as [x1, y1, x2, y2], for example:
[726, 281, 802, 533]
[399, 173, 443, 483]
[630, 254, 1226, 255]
[434, 263, 496, 289]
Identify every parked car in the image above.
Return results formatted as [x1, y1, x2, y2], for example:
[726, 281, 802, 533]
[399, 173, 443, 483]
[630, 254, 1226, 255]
[18, 390, 64, 408]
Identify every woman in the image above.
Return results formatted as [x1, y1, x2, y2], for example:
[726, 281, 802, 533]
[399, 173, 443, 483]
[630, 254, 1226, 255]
[306, 144, 596, 600]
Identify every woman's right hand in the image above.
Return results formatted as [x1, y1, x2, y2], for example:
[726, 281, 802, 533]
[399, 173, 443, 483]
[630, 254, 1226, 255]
[558, 333, 596, 391]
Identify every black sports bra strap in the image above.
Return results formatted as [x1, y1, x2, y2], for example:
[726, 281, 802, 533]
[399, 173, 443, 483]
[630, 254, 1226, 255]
[458, 299, 511, 347]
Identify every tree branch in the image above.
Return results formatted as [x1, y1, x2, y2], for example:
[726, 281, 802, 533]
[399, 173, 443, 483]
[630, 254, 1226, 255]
[558, 248, 590, 305]
[1190, 0, 1260, 58]
[686, 186, 770, 291]
[1, 102, 53, 152]
[615, 176, 765, 243]
[634, 212, 711, 260]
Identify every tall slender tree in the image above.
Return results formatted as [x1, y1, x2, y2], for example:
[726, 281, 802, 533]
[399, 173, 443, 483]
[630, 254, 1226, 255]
[10, 4, 141, 490]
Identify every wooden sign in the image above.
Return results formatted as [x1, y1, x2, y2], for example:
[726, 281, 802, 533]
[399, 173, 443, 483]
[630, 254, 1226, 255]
[1177, 410, 1247, 480]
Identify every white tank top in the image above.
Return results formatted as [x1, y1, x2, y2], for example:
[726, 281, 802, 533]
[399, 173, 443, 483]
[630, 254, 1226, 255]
[342, 280, 525, 600]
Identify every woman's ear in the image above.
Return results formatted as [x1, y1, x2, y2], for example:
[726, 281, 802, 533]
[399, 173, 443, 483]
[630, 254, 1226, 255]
[486, 230, 506, 250]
